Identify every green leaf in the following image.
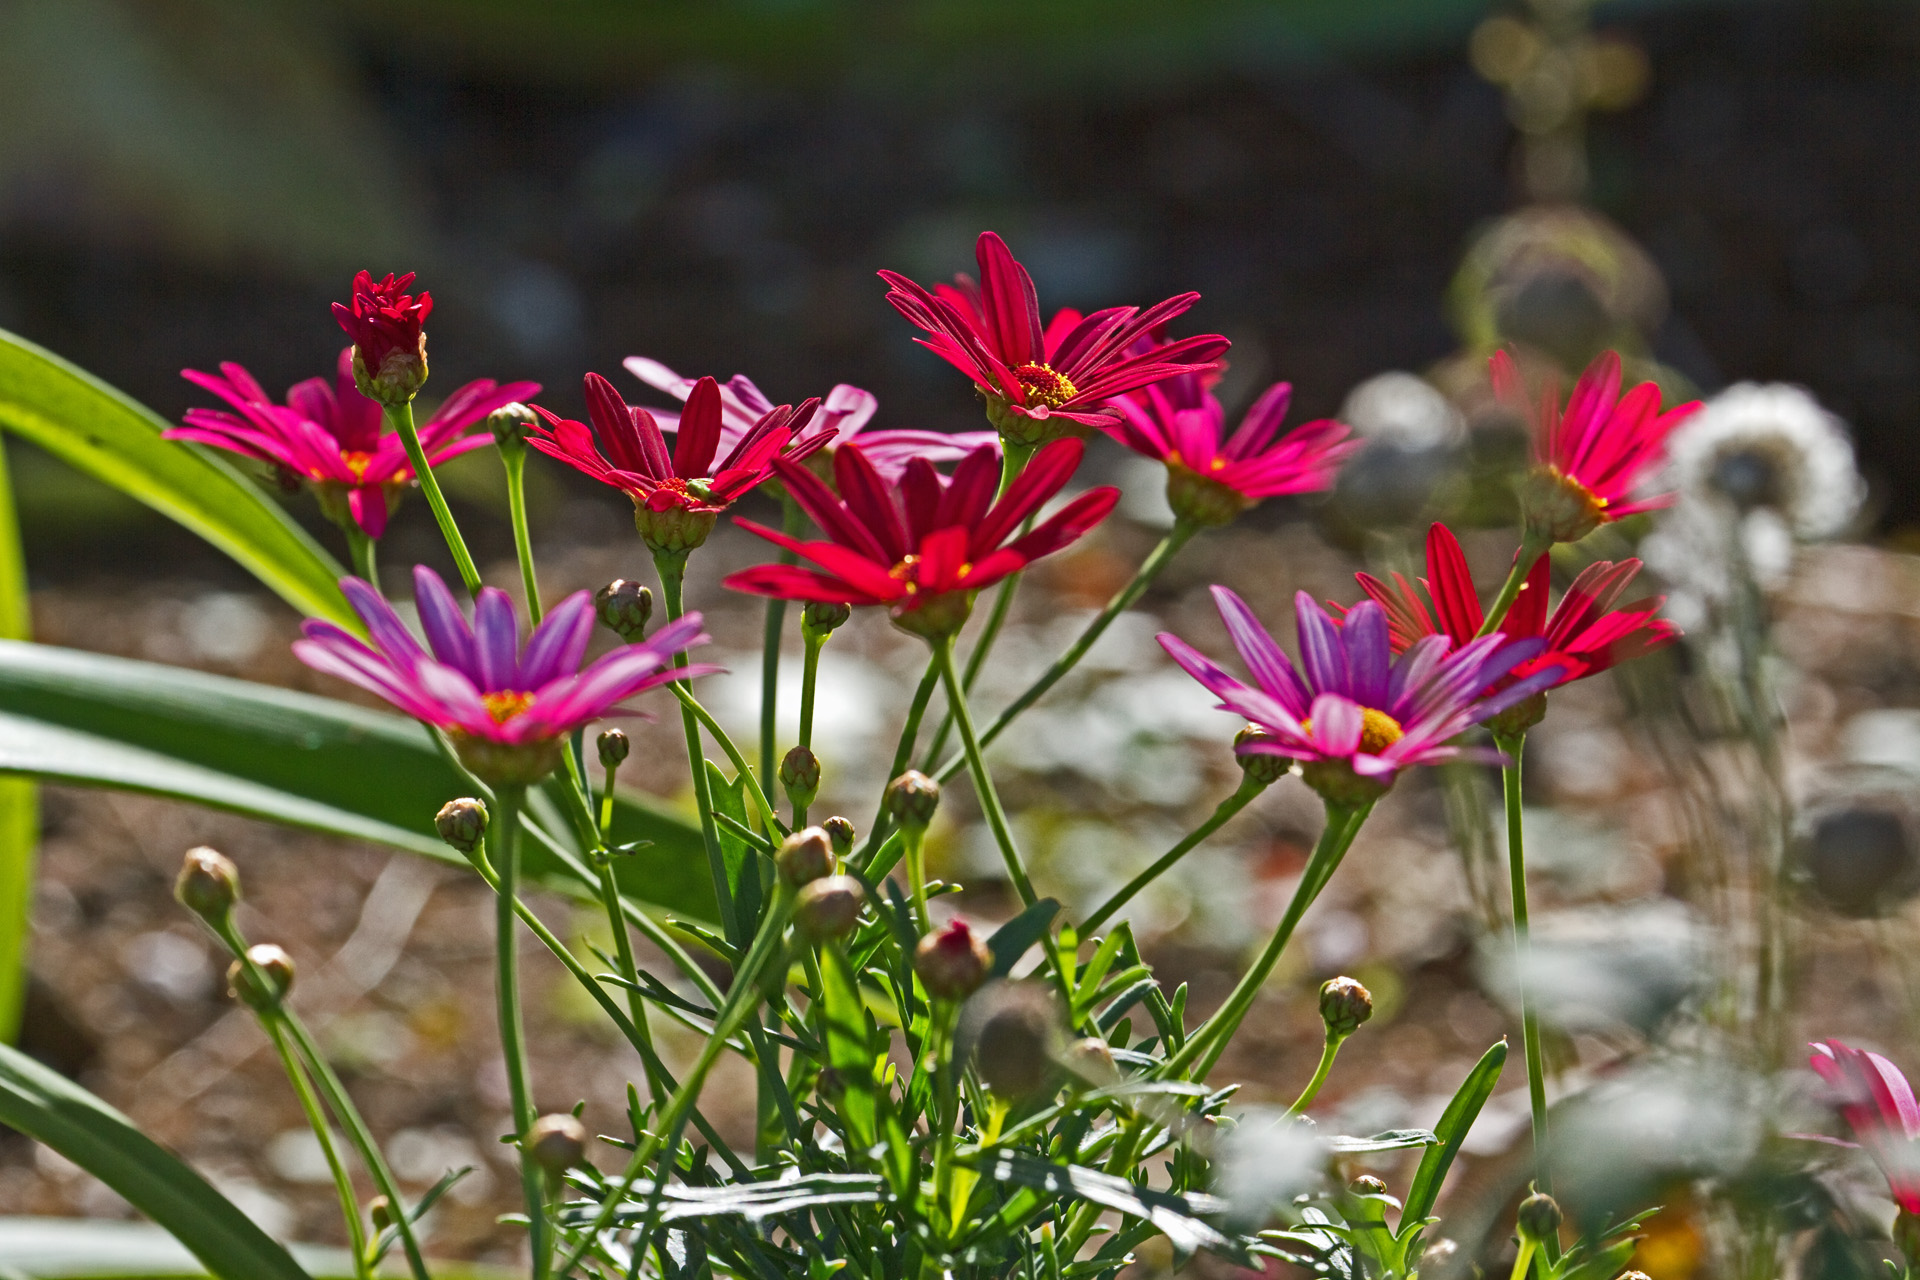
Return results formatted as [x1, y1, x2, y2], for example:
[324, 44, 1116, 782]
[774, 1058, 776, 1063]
[0, 641, 715, 919]
[967, 1149, 1237, 1259]
[1325, 1129, 1436, 1154]
[0, 440, 34, 1042]
[0, 1217, 516, 1280]
[574, 1171, 887, 1226]
[1401, 1038, 1507, 1228]
[0, 1044, 313, 1280]
[986, 897, 1060, 978]
[704, 760, 760, 938]
[818, 946, 879, 1150]
[0, 328, 355, 628]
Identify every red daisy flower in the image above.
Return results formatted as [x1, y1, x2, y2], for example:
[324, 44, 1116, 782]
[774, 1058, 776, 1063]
[526, 372, 825, 555]
[1353, 522, 1679, 705]
[879, 232, 1228, 447]
[332, 270, 433, 405]
[1496, 348, 1702, 543]
[721, 438, 1119, 638]
[1809, 1039, 1920, 1215]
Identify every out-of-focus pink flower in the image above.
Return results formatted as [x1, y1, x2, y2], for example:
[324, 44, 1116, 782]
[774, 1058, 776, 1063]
[168, 350, 537, 539]
[526, 373, 824, 555]
[1494, 348, 1701, 543]
[723, 438, 1118, 639]
[1809, 1040, 1920, 1213]
[293, 565, 718, 784]
[1158, 588, 1564, 807]
[880, 231, 1228, 446]
[623, 356, 999, 482]
[1106, 370, 1359, 526]
[332, 271, 433, 404]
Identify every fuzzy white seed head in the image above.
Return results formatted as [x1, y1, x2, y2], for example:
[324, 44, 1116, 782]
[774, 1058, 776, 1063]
[1339, 372, 1466, 450]
[1663, 382, 1864, 539]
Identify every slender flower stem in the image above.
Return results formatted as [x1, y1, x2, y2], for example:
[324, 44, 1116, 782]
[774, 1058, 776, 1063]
[500, 445, 542, 623]
[1475, 530, 1553, 638]
[1494, 730, 1551, 1194]
[655, 554, 738, 945]
[667, 682, 781, 835]
[855, 660, 940, 871]
[1509, 1238, 1540, 1280]
[345, 526, 380, 592]
[932, 635, 1037, 907]
[261, 1017, 369, 1278]
[592, 757, 664, 1105]
[1169, 802, 1370, 1079]
[1285, 1033, 1345, 1117]
[1080, 776, 1266, 934]
[384, 402, 482, 597]
[794, 624, 825, 827]
[486, 785, 546, 1279]
[759, 499, 803, 787]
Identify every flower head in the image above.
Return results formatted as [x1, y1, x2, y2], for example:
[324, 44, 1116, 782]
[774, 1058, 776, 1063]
[1808, 1039, 1920, 1213]
[1495, 348, 1701, 543]
[332, 271, 433, 405]
[880, 232, 1228, 447]
[526, 373, 824, 556]
[623, 356, 999, 482]
[722, 438, 1118, 639]
[1158, 587, 1564, 806]
[168, 350, 538, 539]
[1663, 382, 1865, 537]
[1106, 372, 1359, 526]
[1354, 523, 1678, 693]
[292, 566, 717, 784]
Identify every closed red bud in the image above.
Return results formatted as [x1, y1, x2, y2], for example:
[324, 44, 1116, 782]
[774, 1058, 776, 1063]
[914, 920, 991, 1001]
[777, 826, 834, 888]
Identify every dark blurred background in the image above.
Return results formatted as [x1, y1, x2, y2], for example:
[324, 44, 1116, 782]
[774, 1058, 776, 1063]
[2, 0, 1916, 579]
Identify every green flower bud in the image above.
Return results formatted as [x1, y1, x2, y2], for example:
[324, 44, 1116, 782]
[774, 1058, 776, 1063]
[1233, 725, 1293, 786]
[527, 1113, 588, 1175]
[228, 944, 295, 1011]
[1349, 1175, 1387, 1196]
[1064, 1036, 1118, 1084]
[597, 728, 630, 770]
[885, 771, 940, 832]
[175, 846, 240, 924]
[913, 920, 991, 1001]
[368, 1196, 394, 1232]
[488, 403, 533, 449]
[777, 826, 834, 888]
[1318, 976, 1374, 1039]
[965, 981, 1064, 1101]
[794, 875, 865, 942]
[821, 816, 855, 858]
[595, 579, 653, 643]
[780, 746, 821, 811]
[802, 600, 852, 636]
[435, 797, 489, 855]
[1515, 1191, 1562, 1244]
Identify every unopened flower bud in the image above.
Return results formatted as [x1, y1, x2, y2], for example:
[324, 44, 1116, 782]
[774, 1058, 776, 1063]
[821, 816, 855, 857]
[488, 403, 534, 449]
[1065, 1036, 1118, 1083]
[1616, 1273, 1650, 1280]
[802, 600, 852, 636]
[1319, 976, 1374, 1039]
[595, 579, 653, 643]
[965, 982, 1063, 1101]
[597, 729, 630, 770]
[1421, 1239, 1459, 1269]
[794, 875, 864, 941]
[1349, 1175, 1387, 1196]
[780, 746, 821, 811]
[175, 846, 239, 923]
[228, 944, 295, 1011]
[528, 1113, 588, 1174]
[885, 771, 940, 832]
[1515, 1191, 1562, 1243]
[368, 1196, 394, 1232]
[777, 826, 834, 888]
[914, 920, 991, 1001]
[435, 797, 489, 855]
[815, 1067, 845, 1102]
[1233, 725, 1293, 786]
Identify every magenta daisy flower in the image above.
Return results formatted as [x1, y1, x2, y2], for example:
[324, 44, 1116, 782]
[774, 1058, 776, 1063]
[1106, 371, 1359, 526]
[879, 232, 1228, 446]
[1158, 588, 1565, 806]
[623, 356, 999, 481]
[292, 566, 718, 784]
[1809, 1040, 1920, 1214]
[168, 349, 537, 539]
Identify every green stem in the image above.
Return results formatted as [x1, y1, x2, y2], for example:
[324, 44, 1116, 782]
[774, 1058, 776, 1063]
[1080, 777, 1266, 934]
[933, 522, 1197, 785]
[1168, 801, 1370, 1079]
[500, 445, 542, 623]
[345, 526, 380, 591]
[932, 635, 1036, 907]
[668, 682, 781, 835]
[385, 402, 481, 598]
[854, 659, 940, 871]
[759, 499, 803, 787]
[794, 625, 825, 828]
[904, 827, 931, 934]
[655, 554, 738, 945]
[1285, 1033, 1344, 1117]
[262, 1017, 368, 1278]
[593, 762, 664, 1106]
[1475, 531, 1552, 638]
[1496, 730, 1551, 1194]
[1509, 1239, 1539, 1280]
[488, 786, 546, 1279]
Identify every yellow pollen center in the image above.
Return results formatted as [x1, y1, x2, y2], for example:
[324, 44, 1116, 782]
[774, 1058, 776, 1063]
[1548, 466, 1608, 512]
[1302, 706, 1405, 755]
[340, 450, 375, 480]
[482, 690, 536, 723]
[1013, 363, 1079, 408]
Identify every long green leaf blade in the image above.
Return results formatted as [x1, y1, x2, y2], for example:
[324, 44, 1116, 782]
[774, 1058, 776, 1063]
[0, 439, 34, 1041]
[0, 327, 353, 627]
[0, 1043, 313, 1280]
[1402, 1038, 1507, 1227]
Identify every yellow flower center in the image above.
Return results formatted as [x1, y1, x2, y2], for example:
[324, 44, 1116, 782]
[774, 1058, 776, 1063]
[340, 450, 375, 480]
[1303, 706, 1405, 755]
[1013, 363, 1079, 408]
[481, 690, 536, 723]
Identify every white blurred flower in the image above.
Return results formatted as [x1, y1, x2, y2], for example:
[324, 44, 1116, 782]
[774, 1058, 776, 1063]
[1339, 371, 1466, 450]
